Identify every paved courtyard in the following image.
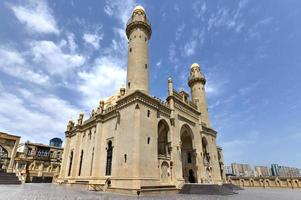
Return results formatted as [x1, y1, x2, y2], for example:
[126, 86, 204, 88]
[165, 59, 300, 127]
[0, 184, 301, 200]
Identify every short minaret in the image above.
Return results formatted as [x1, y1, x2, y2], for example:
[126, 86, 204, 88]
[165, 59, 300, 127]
[188, 63, 211, 127]
[125, 5, 152, 94]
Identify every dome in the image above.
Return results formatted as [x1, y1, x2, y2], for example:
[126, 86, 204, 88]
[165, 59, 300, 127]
[190, 63, 200, 69]
[133, 5, 145, 13]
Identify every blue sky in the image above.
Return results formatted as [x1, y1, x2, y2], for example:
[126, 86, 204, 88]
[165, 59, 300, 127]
[0, 0, 300, 168]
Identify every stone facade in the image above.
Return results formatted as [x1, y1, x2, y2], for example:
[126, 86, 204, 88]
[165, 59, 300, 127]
[0, 132, 20, 172]
[14, 142, 63, 183]
[58, 6, 225, 194]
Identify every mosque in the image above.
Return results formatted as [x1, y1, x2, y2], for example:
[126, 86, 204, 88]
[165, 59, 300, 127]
[58, 5, 225, 195]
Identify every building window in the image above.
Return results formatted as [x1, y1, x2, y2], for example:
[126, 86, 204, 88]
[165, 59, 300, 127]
[68, 151, 73, 176]
[124, 154, 127, 163]
[105, 141, 113, 176]
[27, 148, 32, 156]
[147, 110, 150, 117]
[78, 150, 83, 176]
[147, 137, 151, 144]
[128, 82, 130, 88]
[145, 64, 147, 69]
[129, 48, 132, 52]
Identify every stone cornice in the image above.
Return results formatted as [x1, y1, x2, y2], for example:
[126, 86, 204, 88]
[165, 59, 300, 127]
[116, 90, 171, 117]
[201, 125, 217, 137]
[66, 91, 172, 137]
[177, 114, 196, 127]
[172, 96, 200, 120]
[0, 132, 20, 139]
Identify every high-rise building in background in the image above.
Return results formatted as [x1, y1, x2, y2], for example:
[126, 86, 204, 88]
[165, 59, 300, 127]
[49, 138, 63, 148]
[254, 166, 271, 177]
[225, 163, 301, 178]
[231, 163, 253, 177]
[271, 164, 280, 176]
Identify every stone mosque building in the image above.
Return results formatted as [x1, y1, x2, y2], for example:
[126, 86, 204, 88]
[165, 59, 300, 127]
[59, 6, 225, 194]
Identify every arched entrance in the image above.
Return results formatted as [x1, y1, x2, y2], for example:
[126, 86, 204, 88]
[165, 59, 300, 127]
[180, 124, 197, 183]
[157, 120, 169, 157]
[157, 120, 171, 184]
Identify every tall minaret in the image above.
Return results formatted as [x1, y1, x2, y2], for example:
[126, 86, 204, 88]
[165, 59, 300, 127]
[125, 6, 152, 94]
[188, 63, 211, 127]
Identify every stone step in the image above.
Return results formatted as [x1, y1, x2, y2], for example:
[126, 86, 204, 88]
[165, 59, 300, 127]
[222, 183, 244, 191]
[139, 185, 179, 196]
[179, 184, 237, 195]
[0, 173, 16, 177]
[0, 176, 19, 180]
[0, 172, 22, 185]
[140, 185, 176, 189]
[0, 180, 22, 184]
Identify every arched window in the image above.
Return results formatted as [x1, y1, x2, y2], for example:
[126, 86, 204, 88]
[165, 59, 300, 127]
[78, 150, 83, 176]
[106, 141, 113, 176]
[68, 151, 73, 176]
[158, 120, 169, 156]
[202, 137, 210, 163]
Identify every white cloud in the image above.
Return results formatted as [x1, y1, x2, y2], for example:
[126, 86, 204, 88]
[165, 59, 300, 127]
[67, 33, 77, 52]
[207, 1, 247, 33]
[259, 17, 273, 25]
[30, 40, 85, 75]
[182, 28, 205, 57]
[83, 33, 103, 49]
[156, 59, 162, 68]
[78, 57, 126, 108]
[183, 40, 197, 56]
[9, 0, 59, 34]
[173, 4, 180, 13]
[168, 43, 178, 64]
[221, 130, 260, 162]
[0, 47, 49, 85]
[0, 88, 79, 143]
[175, 24, 185, 41]
[239, 81, 260, 95]
[192, 1, 207, 19]
[104, 0, 137, 26]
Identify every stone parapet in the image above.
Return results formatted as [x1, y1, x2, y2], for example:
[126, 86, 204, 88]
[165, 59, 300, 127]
[228, 176, 301, 189]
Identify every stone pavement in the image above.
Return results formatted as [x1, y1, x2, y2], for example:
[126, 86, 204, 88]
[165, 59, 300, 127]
[0, 184, 301, 200]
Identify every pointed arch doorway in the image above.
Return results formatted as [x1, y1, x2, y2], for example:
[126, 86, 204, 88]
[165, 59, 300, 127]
[180, 125, 197, 183]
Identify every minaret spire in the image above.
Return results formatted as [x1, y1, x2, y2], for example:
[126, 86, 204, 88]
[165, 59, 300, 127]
[188, 63, 211, 127]
[125, 6, 152, 94]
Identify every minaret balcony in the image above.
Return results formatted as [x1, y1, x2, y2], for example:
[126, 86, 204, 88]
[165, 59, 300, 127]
[126, 18, 152, 39]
